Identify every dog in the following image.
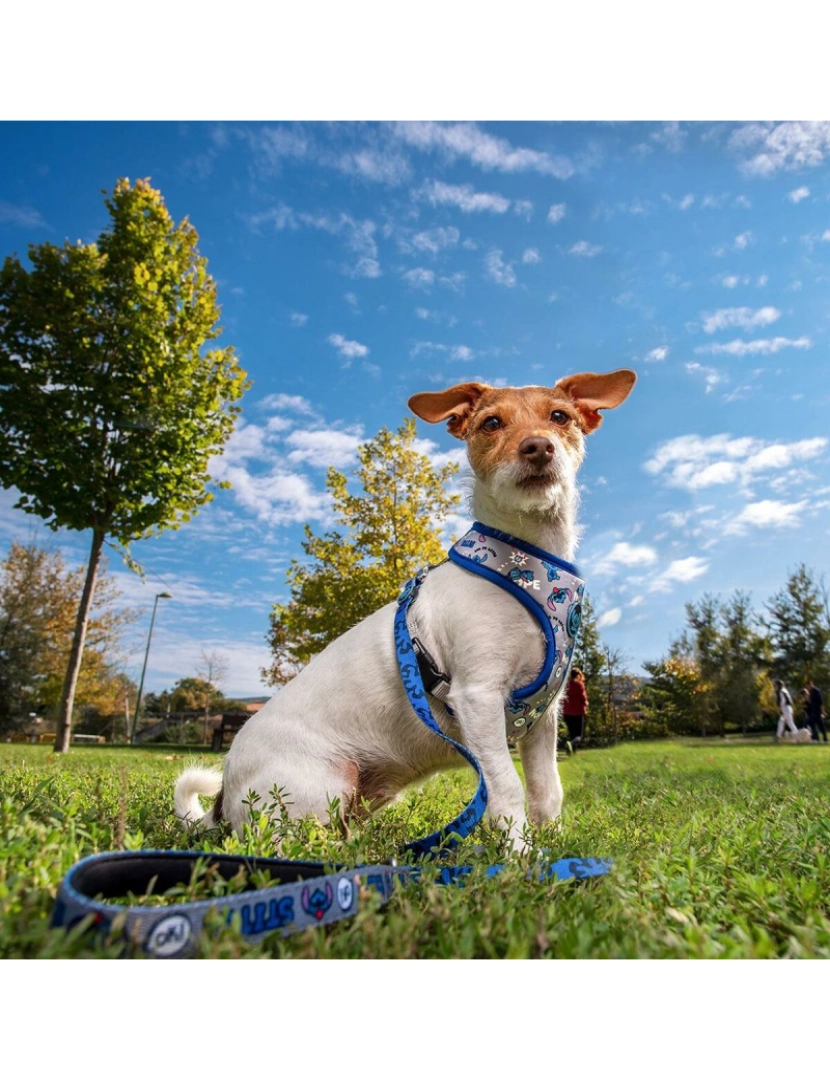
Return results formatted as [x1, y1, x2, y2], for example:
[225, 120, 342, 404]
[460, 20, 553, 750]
[175, 368, 636, 850]
[780, 728, 813, 744]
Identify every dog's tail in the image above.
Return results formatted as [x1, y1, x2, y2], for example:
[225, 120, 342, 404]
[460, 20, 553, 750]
[174, 766, 224, 827]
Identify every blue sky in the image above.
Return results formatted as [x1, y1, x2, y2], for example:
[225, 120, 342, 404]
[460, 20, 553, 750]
[2, 119, 830, 697]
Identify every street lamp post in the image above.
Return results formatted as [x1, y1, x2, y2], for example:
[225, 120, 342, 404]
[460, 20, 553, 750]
[131, 591, 172, 744]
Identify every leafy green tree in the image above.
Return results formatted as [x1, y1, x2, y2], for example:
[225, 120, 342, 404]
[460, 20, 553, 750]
[263, 418, 459, 685]
[764, 564, 830, 691]
[0, 178, 248, 751]
[640, 655, 703, 736]
[0, 539, 133, 733]
[642, 591, 772, 736]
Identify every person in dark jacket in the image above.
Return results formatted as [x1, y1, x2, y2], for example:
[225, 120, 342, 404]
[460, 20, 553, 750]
[806, 681, 828, 742]
[562, 667, 588, 752]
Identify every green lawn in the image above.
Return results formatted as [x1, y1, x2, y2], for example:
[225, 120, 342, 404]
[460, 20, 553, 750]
[2, 738, 830, 958]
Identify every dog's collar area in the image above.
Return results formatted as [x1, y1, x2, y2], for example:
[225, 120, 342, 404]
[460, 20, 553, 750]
[420, 522, 586, 742]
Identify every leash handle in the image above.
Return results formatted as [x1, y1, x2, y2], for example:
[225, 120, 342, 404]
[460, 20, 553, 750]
[52, 849, 405, 958]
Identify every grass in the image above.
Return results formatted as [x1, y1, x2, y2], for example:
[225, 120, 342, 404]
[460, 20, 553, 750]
[2, 738, 830, 958]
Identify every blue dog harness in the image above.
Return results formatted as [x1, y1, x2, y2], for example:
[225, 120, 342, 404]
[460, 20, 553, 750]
[405, 522, 585, 744]
[52, 523, 608, 957]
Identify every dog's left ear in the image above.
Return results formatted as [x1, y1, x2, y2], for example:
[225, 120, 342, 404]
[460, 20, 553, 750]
[554, 369, 637, 433]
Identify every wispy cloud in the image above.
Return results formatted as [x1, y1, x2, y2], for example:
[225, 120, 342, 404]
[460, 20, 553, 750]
[594, 542, 659, 573]
[685, 362, 726, 393]
[724, 498, 808, 534]
[730, 121, 830, 176]
[645, 433, 828, 492]
[419, 180, 511, 214]
[395, 121, 575, 178]
[285, 429, 363, 468]
[0, 200, 47, 228]
[649, 557, 709, 592]
[700, 306, 781, 334]
[644, 346, 669, 363]
[597, 607, 622, 629]
[695, 336, 811, 357]
[407, 226, 460, 254]
[547, 203, 566, 224]
[788, 185, 810, 203]
[568, 240, 602, 258]
[327, 333, 369, 360]
[484, 249, 517, 287]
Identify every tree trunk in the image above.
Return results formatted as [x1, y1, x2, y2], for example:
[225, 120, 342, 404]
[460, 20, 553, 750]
[53, 529, 105, 753]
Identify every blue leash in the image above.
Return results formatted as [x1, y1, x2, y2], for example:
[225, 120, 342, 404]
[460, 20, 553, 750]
[51, 568, 611, 957]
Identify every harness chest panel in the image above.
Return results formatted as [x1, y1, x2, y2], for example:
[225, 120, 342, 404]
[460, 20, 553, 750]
[445, 522, 586, 741]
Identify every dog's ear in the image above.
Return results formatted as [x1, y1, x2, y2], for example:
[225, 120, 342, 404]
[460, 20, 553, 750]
[554, 369, 636, 433]
[409, 383, 489, 439]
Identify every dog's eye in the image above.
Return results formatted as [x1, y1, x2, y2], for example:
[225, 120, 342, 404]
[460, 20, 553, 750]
[550, 410, 570, 427]
[481, 416, 502, 433]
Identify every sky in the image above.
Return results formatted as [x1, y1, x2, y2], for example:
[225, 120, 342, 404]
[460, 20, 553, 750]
[2, 118, 830, 698]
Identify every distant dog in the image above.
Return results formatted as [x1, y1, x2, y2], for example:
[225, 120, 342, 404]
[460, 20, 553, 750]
[780, 728, 813, 744]
[175, 369, 636, 849]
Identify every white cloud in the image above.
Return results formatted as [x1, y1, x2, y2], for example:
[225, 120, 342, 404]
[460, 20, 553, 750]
[725, 498, 808, 534]
[410, 226, 460, 254]
[651, 122, 687, 153]
[289, 312, 308, 327]
[597, 542, 659, 571]
[730, 121, 830, 176]
[734, 231, 753, 250]
[597, 607, 622, 629]
[395, 121, 574, 178]
[514, 200, 534, 220]
[0, 200, 47, 228]
[685, 362, 726, 393]
[649, 557, 709, 592]
[645, 433, 828, 491]
[645, 346, 669, 363]
[327, 333, 369, 359]
[259, 393, 316, 416]
[419, 180, 510, 214]
[284, 429, 363, 469]
[484, 249, 517, 287]
[788, 186, 810, 203]
[695, 336, 811, 357]
[522, 248, 541, 264]
[547, 203, 566, 224]
[402, 267, 436, 290]
[700, 306, 781, 334]
[569, 240, 602, 258]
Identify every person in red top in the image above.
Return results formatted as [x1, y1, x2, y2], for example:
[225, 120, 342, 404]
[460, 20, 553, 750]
[562, 667, 588, 752]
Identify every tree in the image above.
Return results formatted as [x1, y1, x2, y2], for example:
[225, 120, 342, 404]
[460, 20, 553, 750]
[263, 418, 459, 685]
[641, 591, 772, 737]
[0, 538, 133, 733]
[0, 178, 248, 751]
[196, 648, 229, 741]
[764, 564, 830, 691]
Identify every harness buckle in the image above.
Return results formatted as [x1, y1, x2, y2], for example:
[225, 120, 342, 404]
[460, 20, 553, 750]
[412, 637, 452, 701]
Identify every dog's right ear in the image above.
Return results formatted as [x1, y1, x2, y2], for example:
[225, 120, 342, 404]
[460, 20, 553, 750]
[408, 383, 488, 439]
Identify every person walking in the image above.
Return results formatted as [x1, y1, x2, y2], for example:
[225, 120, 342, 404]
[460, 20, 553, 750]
[774, 679, 799, 741]
[562, 667, 589, 753]
[807, 681, 828, 742]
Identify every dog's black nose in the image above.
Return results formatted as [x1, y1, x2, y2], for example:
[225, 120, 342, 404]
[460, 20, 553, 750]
[518, 436, 555, 467]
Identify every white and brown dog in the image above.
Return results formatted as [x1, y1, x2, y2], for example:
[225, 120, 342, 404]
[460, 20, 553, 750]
[175, 369, 636, 849]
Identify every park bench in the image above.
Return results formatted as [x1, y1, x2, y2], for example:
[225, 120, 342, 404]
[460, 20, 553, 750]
[211, 712, 249, 752]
